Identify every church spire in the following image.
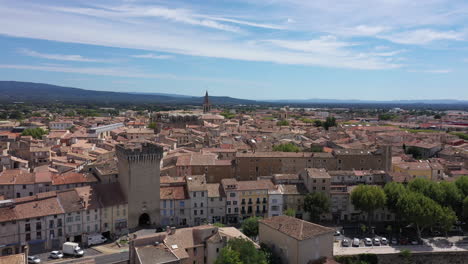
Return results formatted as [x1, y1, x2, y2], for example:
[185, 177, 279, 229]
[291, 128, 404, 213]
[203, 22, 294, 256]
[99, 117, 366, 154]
[203, 90, 211, 113]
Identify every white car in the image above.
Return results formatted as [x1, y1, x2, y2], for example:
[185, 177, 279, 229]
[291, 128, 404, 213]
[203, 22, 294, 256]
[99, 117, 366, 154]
[373, 238, 381, 246]
[381, 237, 388, 245]
[352, 238, 360, 247]
[27, 256, 41, 264]
[49, 251, 64, 259]
[364, 238, 372, 246]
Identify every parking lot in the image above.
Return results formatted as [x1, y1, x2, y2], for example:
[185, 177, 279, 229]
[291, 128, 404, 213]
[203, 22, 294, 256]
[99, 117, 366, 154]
[334, 235, 468, 255]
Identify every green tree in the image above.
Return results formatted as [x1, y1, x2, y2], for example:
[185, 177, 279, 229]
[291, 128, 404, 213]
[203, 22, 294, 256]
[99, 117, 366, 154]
[272, 143, 300, 152]
[323, 117, 336, 130]
[224, 238, 268, 264]
[313, 120, 322, 127]
[408, 178, 444, 204]
[213, 222, 225, 227]
[147, 122, 157, 129]
[241, 217, 261, 238]
[384, 182, 407, 214]
[351, 185, 386, 226]
[439, 206, 457, 236]
[396, 191, 444, 239]
[304, 192, 330, 222]
[463, 196, 468, 221]
[9, 110, 24, 120]
[215, 247, 242, 264]
[284, 208, 296, 217]
[439, 181, 463, 213]
[21, 127, 48, 139]
[310, 146, 323, 152]
[276, 120, 289, 126]
[455, 176, 468, 197]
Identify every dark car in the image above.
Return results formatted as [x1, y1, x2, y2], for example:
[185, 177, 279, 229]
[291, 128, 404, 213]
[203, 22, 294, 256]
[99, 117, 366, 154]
[399, 237, 409, 245]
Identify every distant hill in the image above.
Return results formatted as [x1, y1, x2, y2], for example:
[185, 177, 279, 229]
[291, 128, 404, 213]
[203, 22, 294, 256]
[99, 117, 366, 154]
[267, 98, 468, 105]
[0, 81, 257, 105]
[0, 81, 466, 109]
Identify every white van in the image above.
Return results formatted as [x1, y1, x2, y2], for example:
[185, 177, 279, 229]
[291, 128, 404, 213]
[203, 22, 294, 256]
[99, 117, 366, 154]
[87, 234, 107, 246]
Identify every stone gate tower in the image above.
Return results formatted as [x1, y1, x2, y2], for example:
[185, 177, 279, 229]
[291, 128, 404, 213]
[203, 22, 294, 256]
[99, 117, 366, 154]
[116, 142, 164, 229]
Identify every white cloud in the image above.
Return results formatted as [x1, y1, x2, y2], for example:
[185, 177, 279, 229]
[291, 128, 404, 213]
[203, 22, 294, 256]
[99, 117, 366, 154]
[51, 5, 243, 33]
[18, 48, 112, 62]
[409, 69, 453, 74]
[266, 36, 354, 54]
[379, 29, 464, 45]
[0, 64, 270, 87]
[0, 3, 401, 70]
[131, 53, 173, 59]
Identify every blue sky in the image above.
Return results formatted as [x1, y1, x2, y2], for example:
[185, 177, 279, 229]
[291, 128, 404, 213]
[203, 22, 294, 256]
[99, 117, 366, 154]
[0, 0, 467, 100]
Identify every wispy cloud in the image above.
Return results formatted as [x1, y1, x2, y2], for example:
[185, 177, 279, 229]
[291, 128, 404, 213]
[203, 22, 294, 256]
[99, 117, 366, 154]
[130, 53, 173, 59]
[409, 69, 453, 74]
[18, 48, 113, 63]
[379, 29, 464, 45]
[0, 3, 401, 70]
[0, 64, 269, 87]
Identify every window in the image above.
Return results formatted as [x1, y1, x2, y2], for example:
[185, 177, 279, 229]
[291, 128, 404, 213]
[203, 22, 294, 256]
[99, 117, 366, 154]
[66, 216, 73, 223]
[226, 201, 231, 205]
[194, 203, 197, 208]
[22, 185, 26, 189]
[193, 192, 197, 198]
[67, 226, 72, 233]
[194, 210, 198, 216]
[228, 208, 231, 213]
[322, 187, 325, 190]
[87, 216, 90, 222]
[36, 222, 41, 230]
[76, 224, 81, 232]
[180, 209, 185, 215]
[87, 226, 90, 232]
[163, 200, 167, 208]
[229, 193, 235, 197]
[210, 209, 214, 214]
[211, 198, 214, 202]
[75, 215, 80, 221]
[201, 192, 204, 197]
[200, 210, 204, 215]
[25, 233, 31, 241]
[180, 201, 185, 207]
[200, 202, 204, 207]
[233, 201, 237, 205]
[36, 231, 41, 240]
[95, 224, 98, 231]
[58, 228, 62, 237]
[49, 220, 54, 228]
[25, 223, 30, 232]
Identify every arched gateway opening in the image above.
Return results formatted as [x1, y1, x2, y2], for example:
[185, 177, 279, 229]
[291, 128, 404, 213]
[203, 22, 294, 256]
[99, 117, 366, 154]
[139, 213, 151, 226]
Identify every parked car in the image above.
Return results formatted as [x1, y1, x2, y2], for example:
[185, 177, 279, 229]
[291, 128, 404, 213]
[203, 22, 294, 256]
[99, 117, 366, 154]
[334, 230, 341, 236]
[410, 239, 420, 245]
[364, 238, 372, 246]
[399, 237, 409, 245]
[391, 238, 398, 245]
[352, 238, 360, 247]
[27, 256, 41, 264]
[342, 239, 350, 247]
[87, 234, 108, 246]
[49, 251, 64, 259]
[381, 237, 388, 245]
[373, 238, 381, 246]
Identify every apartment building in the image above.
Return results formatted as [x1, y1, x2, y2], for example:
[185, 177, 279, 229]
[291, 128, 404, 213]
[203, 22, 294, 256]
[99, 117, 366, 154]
[187, 175, 208, 226]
